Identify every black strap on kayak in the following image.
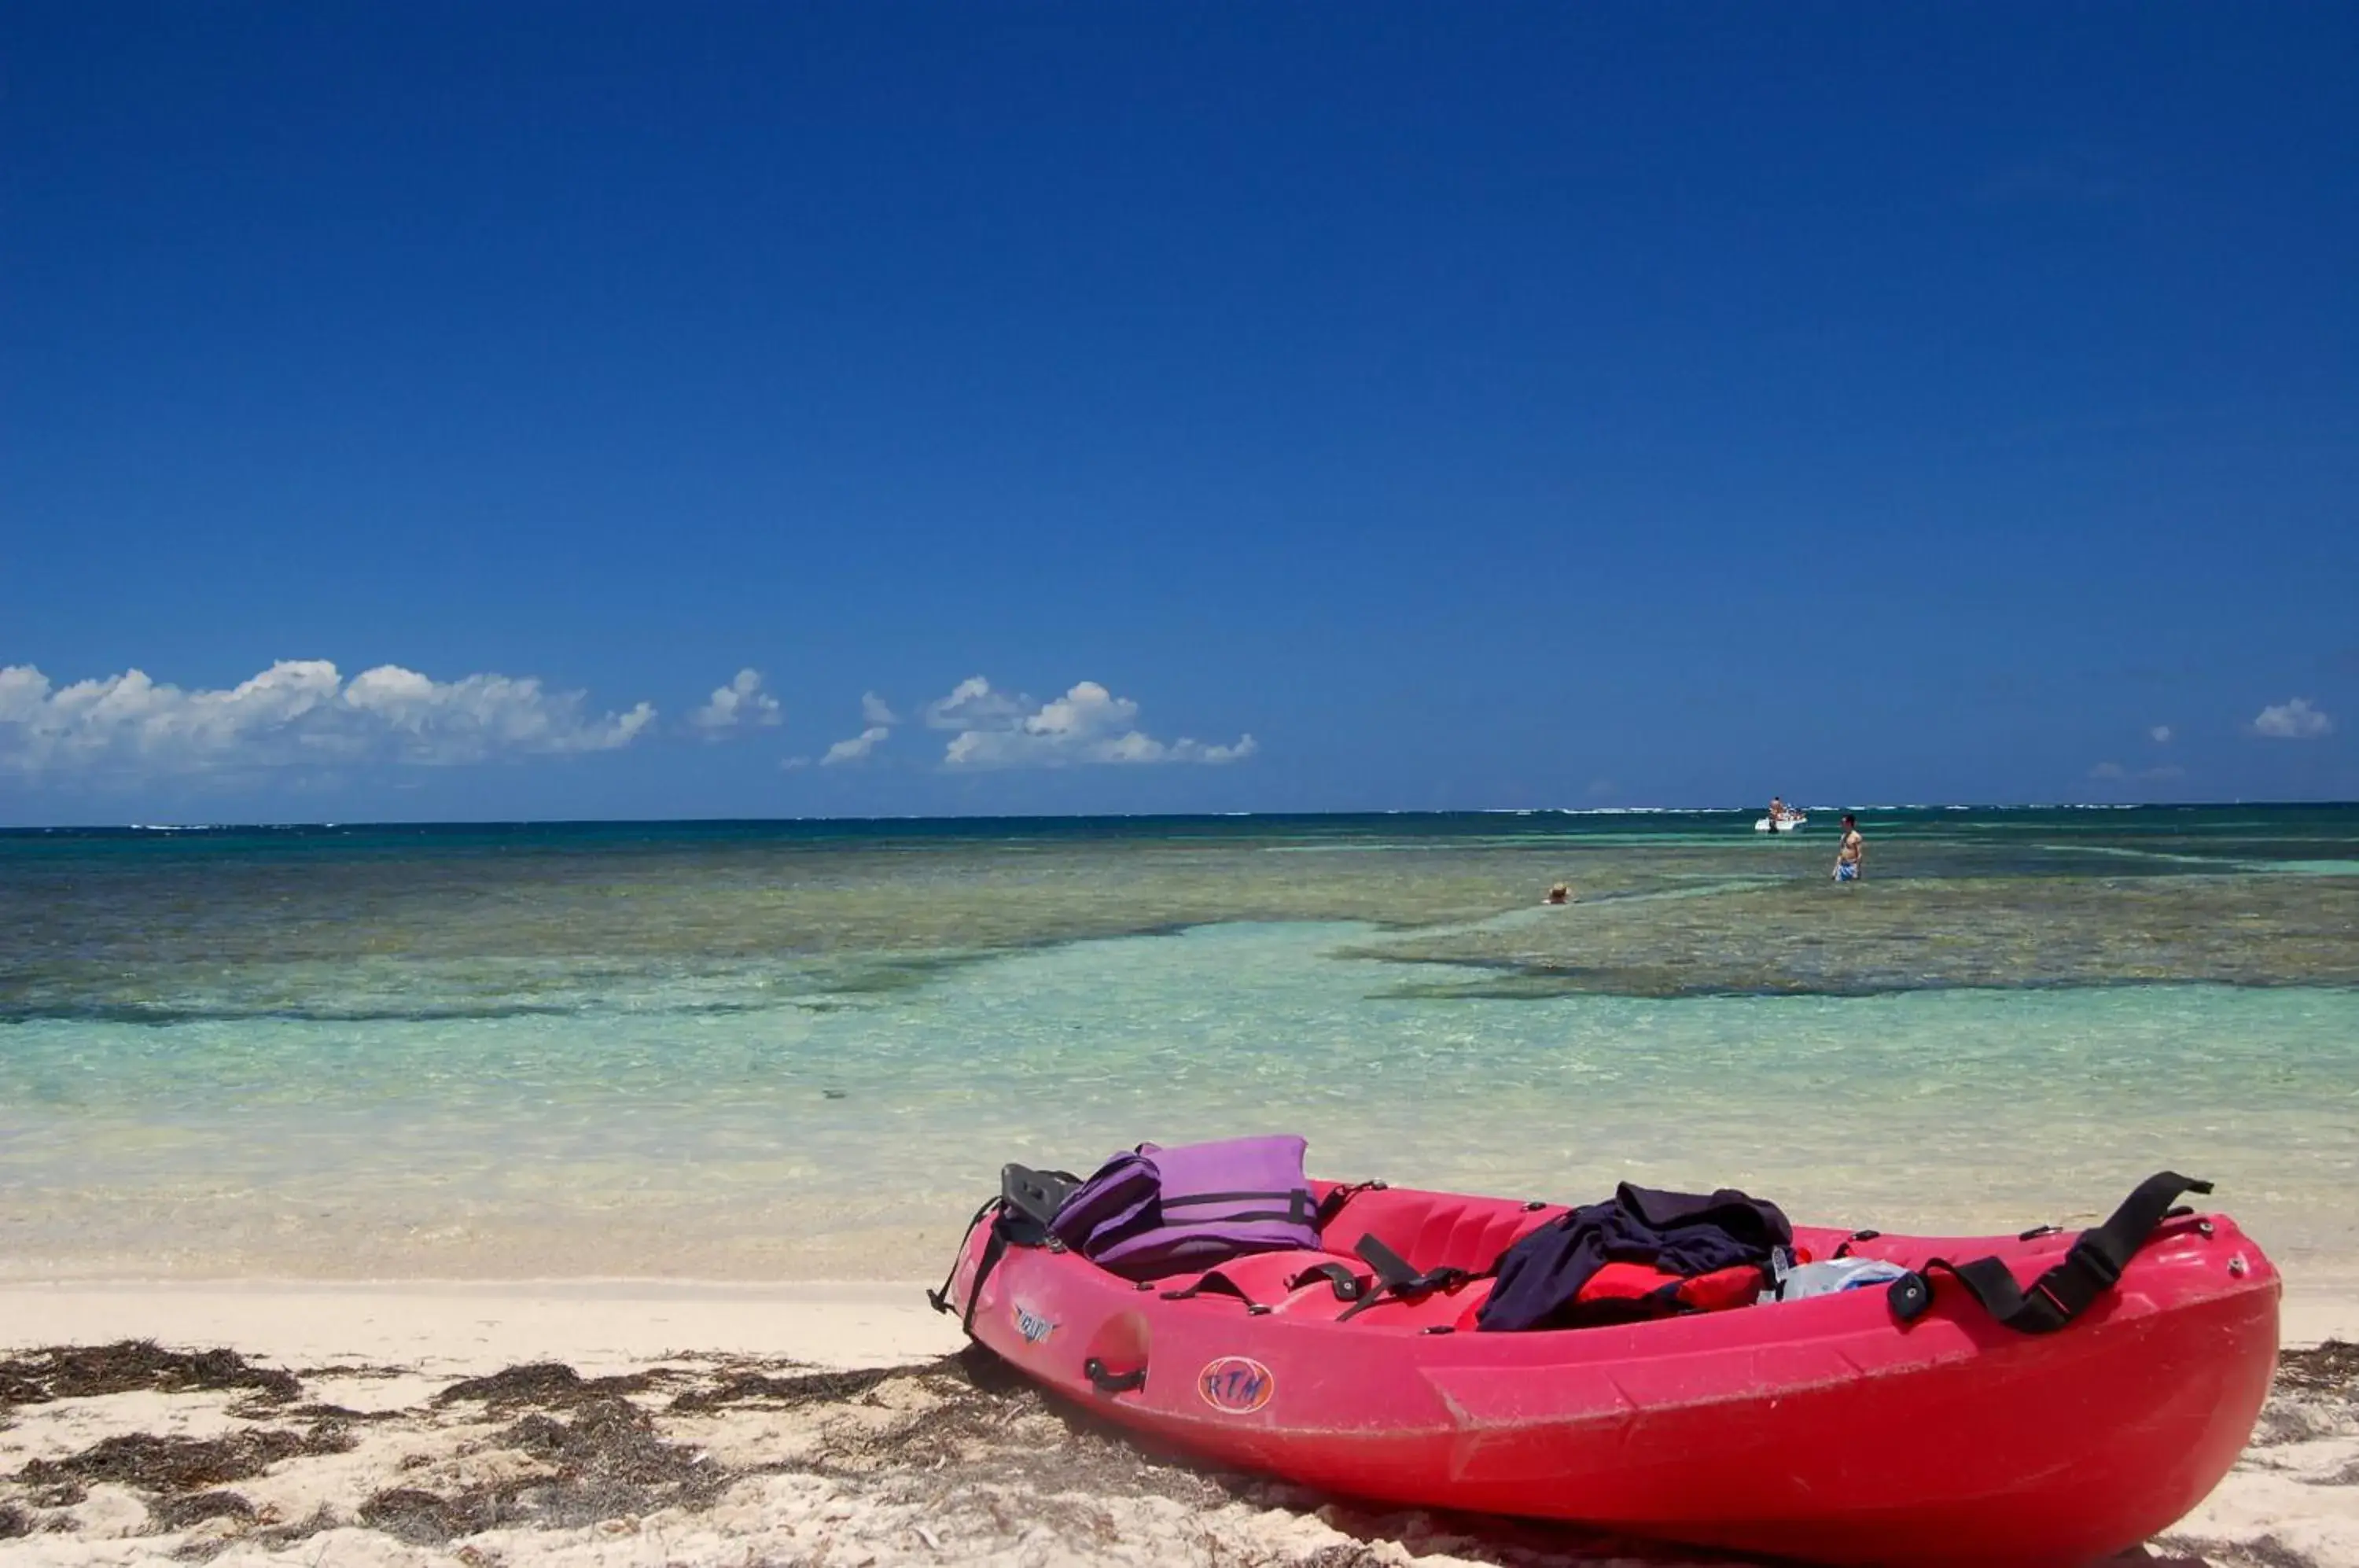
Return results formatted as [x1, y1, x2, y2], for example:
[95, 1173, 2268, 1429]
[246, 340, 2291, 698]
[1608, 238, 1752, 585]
[1160, 1260, 1371, 1313]
[931, 1164, 1084, 1336]
[1160, 1269, 1272, 1314]
[1314, 1180, 1388, 1228]
[1161, 1188, 1318, 1227]
[927, 1198, 996, 1314]
[920, 1198, 1005, 1330]
[1289, 1261, 1369, 1303]
[1337, 1233, 1474, 1322]
[963, 1216, 1014, 1334]
[1890, 1171, 2213, 1333]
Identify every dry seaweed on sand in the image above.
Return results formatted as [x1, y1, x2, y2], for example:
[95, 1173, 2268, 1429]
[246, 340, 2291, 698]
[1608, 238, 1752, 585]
[2249, 1342, 2359, 1448]
[806, 1348, 1238, 1506]
[0, 1342, 298, 1407]
[359, 1394, 728, 1543]
[2275, 1340, 2359, 1398]
[14, 1423, 355, 1494]
[432, 1361, 661, 1414]
[666, 1361, 907, 1413]
[2, 1339, 2349, 1562]
[147, 1490, 258, 1531]
[357, 1486, 504, 1546]
[230, 1397, 406, 1423]
[2149, 1534, 2324, 1568]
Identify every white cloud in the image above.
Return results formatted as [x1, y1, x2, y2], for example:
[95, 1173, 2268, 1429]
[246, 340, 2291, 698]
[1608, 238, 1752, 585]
[2253, 698, 2333, 741]
[923, 675, 1027, 731]
[932, 677, 1256, 769]
[688, 668, 782, 735]
[0, 660, 655, 775]
[822, 726, 892, 766]
[2149, 725, 2173, 744]
[818, 690, 903, 767]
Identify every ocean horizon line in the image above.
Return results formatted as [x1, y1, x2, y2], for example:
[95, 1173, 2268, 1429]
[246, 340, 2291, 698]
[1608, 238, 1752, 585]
[3, 797, 2354, 836]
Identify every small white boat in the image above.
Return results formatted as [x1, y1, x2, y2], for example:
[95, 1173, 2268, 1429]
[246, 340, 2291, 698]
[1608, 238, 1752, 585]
[1754, 813, 1808, 834]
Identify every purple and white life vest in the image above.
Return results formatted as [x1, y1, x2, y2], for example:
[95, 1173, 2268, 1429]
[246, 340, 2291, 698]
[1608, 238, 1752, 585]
[1049, 1135, 1322, 1280]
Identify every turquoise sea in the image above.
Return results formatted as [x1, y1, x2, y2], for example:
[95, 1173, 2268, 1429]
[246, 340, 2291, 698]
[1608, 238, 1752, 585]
[2, 807, 2355, 1283]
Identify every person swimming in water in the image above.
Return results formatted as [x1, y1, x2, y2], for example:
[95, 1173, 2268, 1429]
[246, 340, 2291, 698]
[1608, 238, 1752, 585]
[1545, 882, 1571, 905]
[1833, 815, 1864, 883]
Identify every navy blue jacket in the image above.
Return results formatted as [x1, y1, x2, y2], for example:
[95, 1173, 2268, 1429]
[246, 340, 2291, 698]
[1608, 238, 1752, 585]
[1477, 1183, 1792, 1332]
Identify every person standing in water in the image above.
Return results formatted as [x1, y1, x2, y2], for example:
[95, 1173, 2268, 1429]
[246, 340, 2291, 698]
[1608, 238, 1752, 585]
[1833, 815, 1864, 883]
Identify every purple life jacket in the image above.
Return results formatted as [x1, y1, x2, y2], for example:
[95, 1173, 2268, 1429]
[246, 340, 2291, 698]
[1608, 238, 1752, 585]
[1048, 1135, 1322, 1281]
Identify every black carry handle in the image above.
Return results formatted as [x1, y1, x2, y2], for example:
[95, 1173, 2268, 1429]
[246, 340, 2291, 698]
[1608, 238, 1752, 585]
[1889, 1171, 2214, 1333]
[1084, 1357, 1146, 1395]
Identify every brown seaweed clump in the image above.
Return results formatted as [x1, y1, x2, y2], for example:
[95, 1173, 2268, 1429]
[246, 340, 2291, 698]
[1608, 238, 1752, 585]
[148, 1489, 259, 1531]
[361, 1394, 725, 1543]
[664, 1361, 904, 1414]
[0, 1342, 298, 1407]
[432, 1362, 657, 1415]
[2274, 1340, 2359, 1398]
[15, 1423, 354, 1496]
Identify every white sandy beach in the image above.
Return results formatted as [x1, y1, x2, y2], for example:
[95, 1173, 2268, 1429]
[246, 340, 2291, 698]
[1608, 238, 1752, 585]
[4, 1279, 2357, 1567]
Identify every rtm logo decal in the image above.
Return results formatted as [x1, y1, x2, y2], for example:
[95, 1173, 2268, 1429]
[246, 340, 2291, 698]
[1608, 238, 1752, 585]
[1010, 1303, 1057, 1345]
[1197, 1356, 1275, 1414]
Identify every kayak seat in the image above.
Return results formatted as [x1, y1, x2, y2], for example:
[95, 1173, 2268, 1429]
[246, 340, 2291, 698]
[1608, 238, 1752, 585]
[1319, 1187, 1567, 1277]
[1150, 1248, 1374, 1316]
[1150, 1246, 1492, 1327]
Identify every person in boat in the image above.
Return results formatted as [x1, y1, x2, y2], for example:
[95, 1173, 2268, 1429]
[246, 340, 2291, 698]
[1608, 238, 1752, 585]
[1769, 796, 1787, 822]
[1545, 882, 1571, 905]
[1833, 814, 1864, 883]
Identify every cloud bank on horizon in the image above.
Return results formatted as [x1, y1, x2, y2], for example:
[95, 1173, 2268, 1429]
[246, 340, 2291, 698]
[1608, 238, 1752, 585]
[922, 676, 1255, 769]
[0, 661, 655, 775]
[3, 657, 2331, 801]
[809, 675, 1254, 771]
[0, 661, 1257, 784]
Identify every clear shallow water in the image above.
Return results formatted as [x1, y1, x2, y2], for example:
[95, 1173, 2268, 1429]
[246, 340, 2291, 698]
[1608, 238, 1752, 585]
[2, 808, 2355, 1280]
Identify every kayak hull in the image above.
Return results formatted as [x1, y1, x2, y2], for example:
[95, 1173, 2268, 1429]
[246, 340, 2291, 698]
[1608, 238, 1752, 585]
[946, 1182, 2277, 1568]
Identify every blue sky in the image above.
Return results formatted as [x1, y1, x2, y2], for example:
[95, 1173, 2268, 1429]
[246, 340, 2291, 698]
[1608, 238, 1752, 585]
[3, 4, 2354, 823]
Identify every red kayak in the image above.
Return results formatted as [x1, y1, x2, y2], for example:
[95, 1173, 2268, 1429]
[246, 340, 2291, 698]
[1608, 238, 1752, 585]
[940, 1164, 2278, 1567]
